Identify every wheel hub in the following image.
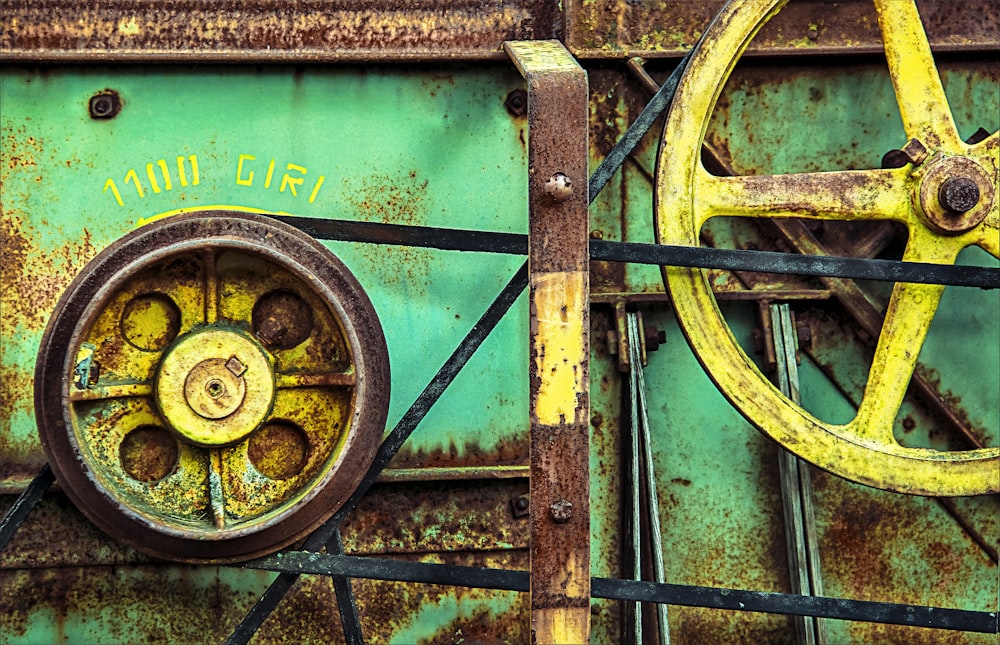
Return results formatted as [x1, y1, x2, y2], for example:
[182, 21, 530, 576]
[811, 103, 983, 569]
[157, 329, 274, 446]
[917, 155, 994, 234]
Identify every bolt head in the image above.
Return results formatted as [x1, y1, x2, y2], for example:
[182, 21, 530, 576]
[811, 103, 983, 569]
[89, 91, 121, 119]
[549, 499, 573, 523]
[939, 177, 980, 214]
[544, 173, 573, 203]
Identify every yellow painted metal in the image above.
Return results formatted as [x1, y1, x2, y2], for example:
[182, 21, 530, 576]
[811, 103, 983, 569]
[156, 329, 274, 446]
[532, 272, 588, 426]
[655, 0, 999, 495]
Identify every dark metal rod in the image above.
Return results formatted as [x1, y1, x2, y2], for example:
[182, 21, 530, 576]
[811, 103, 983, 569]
[0, 463, 54, 552]
[226, 262, 529, 642]
[588, 47, 695, 203]
[328, 527, 365, 645]
[589, 239, 1000, 289]
[273, 215, 527, 255]
[241, 552, 999, 634]
[272, 216, 999, 289]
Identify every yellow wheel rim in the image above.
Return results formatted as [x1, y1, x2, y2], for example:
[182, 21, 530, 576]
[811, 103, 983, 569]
[655, 0, 998, 496]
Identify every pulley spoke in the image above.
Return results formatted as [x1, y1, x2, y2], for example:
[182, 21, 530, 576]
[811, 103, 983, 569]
[695, 167, 912, 227]
[873, 0, 960, 149]
[275, 370, 356, 389]
[69, 382, 153, 402]
[202, 248, 219, 324]
[850, 273, 947, 445]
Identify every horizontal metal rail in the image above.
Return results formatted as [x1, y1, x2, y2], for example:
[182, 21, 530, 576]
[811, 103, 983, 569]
[241, 551, 999, 634]
[273, 215, 1000, 289]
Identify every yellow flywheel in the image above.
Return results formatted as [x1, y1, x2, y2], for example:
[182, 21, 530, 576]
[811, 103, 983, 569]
[656, 0, 998, 495]
[35, 211, 390, 562]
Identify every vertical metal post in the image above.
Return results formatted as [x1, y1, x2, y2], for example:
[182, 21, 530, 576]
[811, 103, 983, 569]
[504, 40, 590, 645]
[770, 303, 828, 645]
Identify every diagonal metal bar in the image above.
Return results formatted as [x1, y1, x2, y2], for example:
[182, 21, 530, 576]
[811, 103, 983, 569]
[328, 527, 364, 645]
[242, 552, 999, 634]
[588, 47, 696, 204]
[0, 463, 54, 552]
[226, 261, 529, 644]
[272, 215, 527, 255]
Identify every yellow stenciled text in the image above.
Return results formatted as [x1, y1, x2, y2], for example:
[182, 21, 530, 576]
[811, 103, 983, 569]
[235, 154, 326, 203]
[104, 155, 200, 207]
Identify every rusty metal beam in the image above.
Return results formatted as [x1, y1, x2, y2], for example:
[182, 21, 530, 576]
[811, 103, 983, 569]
[565, 0, 1000, 60]
[0, 0, 556, 62]
[504, 40, 590, 644]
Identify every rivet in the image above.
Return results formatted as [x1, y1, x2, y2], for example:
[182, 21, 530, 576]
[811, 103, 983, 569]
[544, 173, 573, 203]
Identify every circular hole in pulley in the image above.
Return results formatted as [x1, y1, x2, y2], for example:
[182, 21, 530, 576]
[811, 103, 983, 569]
[248, 421, 310, 480]
[252, 289, 314, 350]
[120, 425, 179, 483]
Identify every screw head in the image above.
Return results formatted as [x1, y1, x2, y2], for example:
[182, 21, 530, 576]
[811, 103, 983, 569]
[549, 499, 573, 523]
[938, 177, 980, 214]
[544, 173, 573, 203]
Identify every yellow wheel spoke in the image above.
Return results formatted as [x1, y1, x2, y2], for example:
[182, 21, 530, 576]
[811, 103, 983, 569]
[202, 248, 218, 324]
[873, 0, 960, 149]
[850, 279, 945, 444]
[696, 167, 912, 227]
[275, 369, 356, 389]
[69, 382, 153, 402]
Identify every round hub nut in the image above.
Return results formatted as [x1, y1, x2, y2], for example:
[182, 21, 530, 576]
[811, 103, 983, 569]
[157, 330, 273, 446]
[918, 156, 994, 234]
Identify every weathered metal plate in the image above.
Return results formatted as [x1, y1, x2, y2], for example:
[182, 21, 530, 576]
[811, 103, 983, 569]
[0, 0, 558, 62]
[566, 0, 1000, 59]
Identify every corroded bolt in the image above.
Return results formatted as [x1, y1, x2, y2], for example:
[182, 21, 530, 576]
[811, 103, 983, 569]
[544, 173, 573, 203]
[504, 89, 528, 117]
[225, 356, 246, 377]
[550, 499, 573, 523]
[939, 177, 980, 214]
[89, 91, 121, 119]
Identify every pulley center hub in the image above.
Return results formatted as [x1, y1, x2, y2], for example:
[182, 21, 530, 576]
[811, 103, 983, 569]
[917, 155, 994, 234]
[157, 329, 274, 446]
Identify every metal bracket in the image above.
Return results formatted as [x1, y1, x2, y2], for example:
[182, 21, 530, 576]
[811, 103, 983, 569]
[505, 39, 591, 645]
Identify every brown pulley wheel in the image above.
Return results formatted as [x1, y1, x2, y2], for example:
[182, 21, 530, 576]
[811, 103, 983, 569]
[35, 210, 390, 563]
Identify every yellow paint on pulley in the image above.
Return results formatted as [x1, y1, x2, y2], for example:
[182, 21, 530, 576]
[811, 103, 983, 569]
[157, 329, 275, 446]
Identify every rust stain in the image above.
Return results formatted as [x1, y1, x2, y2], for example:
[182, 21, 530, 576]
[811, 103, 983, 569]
[812, 471, 993, 644]
[344, 171, 429, 226]
[389, 435, 527, 470]
[0, 563, 340, 643]
[0, 211, 98, 334]
[350, 550, 529, 644]
[342, 478, 529, 556]
[0, 0, 558, 61]
[0, 364, 42, 481]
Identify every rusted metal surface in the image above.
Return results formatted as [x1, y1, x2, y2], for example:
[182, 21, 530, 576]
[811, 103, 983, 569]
[505, 40, 591, 643]
[342, 479, 529, 557]
[0, 0, 557, 62]
[566, 0, 1000, 60]
[34, 211, 391, 563]
[351, 550, 530, 644]
[1, 565, 343, 644]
